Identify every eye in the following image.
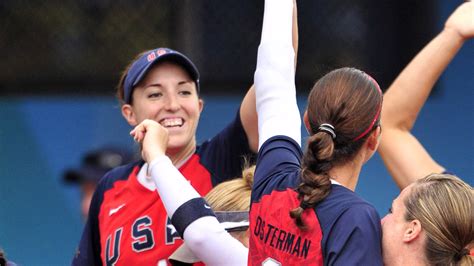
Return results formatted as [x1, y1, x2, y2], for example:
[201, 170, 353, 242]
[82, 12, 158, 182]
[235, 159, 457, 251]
[178, 90, 192, 96]
[388, 207, 393, 214]
[148, 92, 162, 98]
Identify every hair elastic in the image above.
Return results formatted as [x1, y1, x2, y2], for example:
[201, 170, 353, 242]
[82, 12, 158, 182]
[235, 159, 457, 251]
[317, 123, 336, 139]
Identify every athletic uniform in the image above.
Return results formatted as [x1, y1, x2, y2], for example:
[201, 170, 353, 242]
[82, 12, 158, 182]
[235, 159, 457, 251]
[249, 136, 383, 265]
[72, 112, 253, 266]
[249, 0, 383, 264]
[147, 153, 248, 266]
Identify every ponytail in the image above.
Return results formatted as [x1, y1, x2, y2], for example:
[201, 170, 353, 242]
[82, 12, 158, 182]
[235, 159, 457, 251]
[289, 131, 333, 229]
[291, 67, 384, 230]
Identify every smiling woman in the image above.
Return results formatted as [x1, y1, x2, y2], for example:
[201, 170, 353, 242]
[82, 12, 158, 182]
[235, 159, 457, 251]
[72, 47, 259, 265]
[121, 60, 204, 158]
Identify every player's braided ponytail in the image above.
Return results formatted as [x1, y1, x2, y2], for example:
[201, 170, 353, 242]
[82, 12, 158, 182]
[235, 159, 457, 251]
[290, 67, 383, 230]
[290, 132, 333, 229]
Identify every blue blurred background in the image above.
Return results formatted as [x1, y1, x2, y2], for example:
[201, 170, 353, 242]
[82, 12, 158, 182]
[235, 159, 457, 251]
[0, 1, 472, 265]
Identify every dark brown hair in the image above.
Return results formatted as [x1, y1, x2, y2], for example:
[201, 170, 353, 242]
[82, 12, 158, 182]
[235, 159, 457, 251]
[290, 67, 383, 229]
[116, 51, 149, 106]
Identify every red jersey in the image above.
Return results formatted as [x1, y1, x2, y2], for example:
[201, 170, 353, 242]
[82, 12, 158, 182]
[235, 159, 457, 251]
[73, 112, 253, 265]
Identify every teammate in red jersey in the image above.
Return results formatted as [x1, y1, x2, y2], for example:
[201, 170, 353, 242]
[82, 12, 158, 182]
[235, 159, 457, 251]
[249, 0, 383, 264]
[72, 47, 258, 265]
[129, 118, 250, 266]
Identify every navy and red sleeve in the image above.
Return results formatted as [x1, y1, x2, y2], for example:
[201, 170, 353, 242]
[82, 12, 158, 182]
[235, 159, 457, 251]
[323, 204, 383, 266]
[252, 136, 302, 203]
[198, 110, 255, 186]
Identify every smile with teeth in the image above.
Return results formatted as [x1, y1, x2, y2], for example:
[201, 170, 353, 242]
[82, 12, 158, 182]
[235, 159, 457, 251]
[160, 118, 184, 128]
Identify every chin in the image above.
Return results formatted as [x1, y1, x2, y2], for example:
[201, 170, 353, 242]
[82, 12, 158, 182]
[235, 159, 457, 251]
[166, 138, 191, 152]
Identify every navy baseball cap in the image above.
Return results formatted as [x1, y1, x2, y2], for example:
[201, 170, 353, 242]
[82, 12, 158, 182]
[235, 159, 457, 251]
[63, 147, 135, 184]
[123, 48, 200, 104]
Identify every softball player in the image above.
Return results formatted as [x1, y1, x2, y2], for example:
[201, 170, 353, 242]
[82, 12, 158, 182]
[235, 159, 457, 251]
[130, 119, 249, 266]
[72, 47, 257, 265]
[249, 0, 383, 264]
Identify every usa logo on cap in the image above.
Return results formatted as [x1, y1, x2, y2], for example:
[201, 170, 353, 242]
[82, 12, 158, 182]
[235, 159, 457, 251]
[146, 52, 156, 62]
[157, 48, 167, 56]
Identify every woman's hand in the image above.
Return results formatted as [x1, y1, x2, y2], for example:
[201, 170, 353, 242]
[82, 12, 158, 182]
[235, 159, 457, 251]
[445, 2, 474, 41]
[130, 119, 169, 163]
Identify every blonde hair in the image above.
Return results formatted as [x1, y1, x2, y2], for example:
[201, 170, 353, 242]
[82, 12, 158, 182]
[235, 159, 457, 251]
[404, 173, 473, 266]
[205, 164, 255, 241]
[205, 165, 255, 211]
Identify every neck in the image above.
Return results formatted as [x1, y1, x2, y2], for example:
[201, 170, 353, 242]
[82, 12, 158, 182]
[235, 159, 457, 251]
[386, 231, 428, 266]
[329, 154, 364, 191]
[166, 138, 196, 167]
[389, 248, 427, 266]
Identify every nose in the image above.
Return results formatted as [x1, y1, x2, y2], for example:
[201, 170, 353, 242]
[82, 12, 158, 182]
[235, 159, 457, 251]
[165, 94, 180, 111]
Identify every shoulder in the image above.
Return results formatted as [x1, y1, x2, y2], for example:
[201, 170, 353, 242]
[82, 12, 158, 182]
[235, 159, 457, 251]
[252, 136, 302, 201]
[257, 135, 302, 162]
[94, 160, 143, 195]
[318, 186, 383, 265]
[317, 185, 381, 234]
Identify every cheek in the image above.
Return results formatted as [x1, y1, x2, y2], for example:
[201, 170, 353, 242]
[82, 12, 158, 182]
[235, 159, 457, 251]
[186, 102, 202, 119]
[381, 215, 394, 232]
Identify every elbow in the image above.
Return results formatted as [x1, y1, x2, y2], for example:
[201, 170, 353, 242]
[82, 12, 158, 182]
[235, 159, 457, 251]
[184, 227, 208, 248]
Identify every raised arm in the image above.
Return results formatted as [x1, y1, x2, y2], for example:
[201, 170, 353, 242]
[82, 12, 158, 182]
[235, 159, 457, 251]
[240, 0, 299, 152]
[254, 0, 300, 149]
[379, 2, 474, 189]
[130, 120, 247, 266]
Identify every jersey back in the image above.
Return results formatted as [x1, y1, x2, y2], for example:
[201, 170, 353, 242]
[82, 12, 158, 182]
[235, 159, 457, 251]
[249, 136, 383, 266]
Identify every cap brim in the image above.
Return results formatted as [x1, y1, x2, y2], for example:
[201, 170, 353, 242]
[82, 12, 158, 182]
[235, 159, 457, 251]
[63, 167, 106, 184]
[132, 53, 199, 88]
[63, 170, 83, 184]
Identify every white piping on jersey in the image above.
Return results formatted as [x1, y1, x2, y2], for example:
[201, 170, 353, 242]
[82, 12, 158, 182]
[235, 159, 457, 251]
[330, 179, 342, 186]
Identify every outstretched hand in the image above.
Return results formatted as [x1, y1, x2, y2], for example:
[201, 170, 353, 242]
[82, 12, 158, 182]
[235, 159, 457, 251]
[130, 119, 169, 164]
[445, 2, 474, 40]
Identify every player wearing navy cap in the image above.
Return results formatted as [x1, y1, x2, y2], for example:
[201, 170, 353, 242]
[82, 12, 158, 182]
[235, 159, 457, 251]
[72, 46, 258, 265]
[249, 0, 383, 264]
[63, 147, 134, 219]
[70, 2, 297, 265]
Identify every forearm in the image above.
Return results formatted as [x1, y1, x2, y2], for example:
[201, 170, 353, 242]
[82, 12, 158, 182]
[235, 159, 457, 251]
[148, 156, 201, 216]
[382, 28, 465, 131]
[183, 217, 248, 266]
[241, 0, 299, 152]
[255, 0, 300, 148]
